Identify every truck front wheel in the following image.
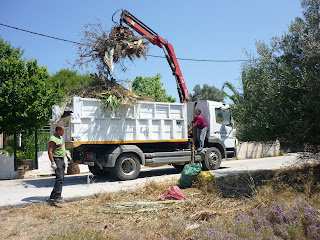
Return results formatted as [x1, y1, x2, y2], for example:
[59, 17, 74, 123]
[113, 153, 141, 180]
[202, 147, 222, 170]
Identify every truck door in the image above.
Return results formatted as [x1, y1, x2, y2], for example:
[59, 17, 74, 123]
[211, 107, 235, 149]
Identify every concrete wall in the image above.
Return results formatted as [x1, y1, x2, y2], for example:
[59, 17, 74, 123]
[0, 132, 3, 148]
[0, 151, 89, 180]
[0, 154, 18, 179]
[236, 141, 280, 160]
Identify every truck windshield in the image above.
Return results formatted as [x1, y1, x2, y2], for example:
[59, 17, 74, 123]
[215, 108, 232, 126]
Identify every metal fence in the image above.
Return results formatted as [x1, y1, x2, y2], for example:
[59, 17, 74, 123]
[0, 126, 52, 170]
[38, 126, 51, 151]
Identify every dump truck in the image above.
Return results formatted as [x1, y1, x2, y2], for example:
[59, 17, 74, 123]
[50, 10, 237, 180]
[51, 97, 236, 180]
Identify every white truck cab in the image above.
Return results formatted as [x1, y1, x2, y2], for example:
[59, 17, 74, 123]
[188, 101, 237, 158]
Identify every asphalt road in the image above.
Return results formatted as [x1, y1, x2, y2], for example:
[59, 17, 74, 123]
[0, 154, 300, 209]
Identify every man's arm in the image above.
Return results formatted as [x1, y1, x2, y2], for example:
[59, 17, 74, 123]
[188, 121, 198, 132]
[48, 141, 56, 163]
[193, 102, 197, 116]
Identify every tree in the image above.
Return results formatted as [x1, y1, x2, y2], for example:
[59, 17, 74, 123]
[222, 82, 243, 105]
[225, 0, 320, 148]
[48, 69, 95, 103]
[189, 84, 224, 102]
[132, 73, 176, 102]
[0, 39, 56, 133]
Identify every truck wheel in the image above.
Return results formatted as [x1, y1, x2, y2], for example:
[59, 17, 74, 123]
[89, 165, 108, 176]
[113, 153, 141, 180]
[202, 147, 222, 170]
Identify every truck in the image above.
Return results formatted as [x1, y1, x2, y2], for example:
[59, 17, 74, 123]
[50, 10, 237, 180]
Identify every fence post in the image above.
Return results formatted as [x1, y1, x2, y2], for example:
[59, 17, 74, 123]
[35, 130, 38, 169]
[14, 133, 17, 171]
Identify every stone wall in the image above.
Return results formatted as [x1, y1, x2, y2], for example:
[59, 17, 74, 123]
[236, 141, 280, 160]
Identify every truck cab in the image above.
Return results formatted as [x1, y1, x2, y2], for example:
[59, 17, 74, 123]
[187, 101, 237, 159]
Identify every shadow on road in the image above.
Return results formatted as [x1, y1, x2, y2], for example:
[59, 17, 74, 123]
[21, 196, 48, 203]
[22, 167, 183, 189]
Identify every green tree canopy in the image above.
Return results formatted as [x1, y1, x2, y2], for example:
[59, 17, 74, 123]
[48, 69, 95, 103]
[224, 0, 320, 148]
[189, 84, 224, 102]
[132, 73, 176, 102]
[0, 39, 55, 133]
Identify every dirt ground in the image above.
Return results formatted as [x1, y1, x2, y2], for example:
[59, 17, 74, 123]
[1, 154, 320, 240]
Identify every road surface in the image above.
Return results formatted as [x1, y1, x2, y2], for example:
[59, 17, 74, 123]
[0, 154, 300, 209]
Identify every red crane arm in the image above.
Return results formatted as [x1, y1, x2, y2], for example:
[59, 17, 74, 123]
[119, 10, 189, 103]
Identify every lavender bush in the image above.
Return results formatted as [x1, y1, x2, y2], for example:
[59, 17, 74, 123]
[192, 200, 320, 240]
[119, 233, 136, 240]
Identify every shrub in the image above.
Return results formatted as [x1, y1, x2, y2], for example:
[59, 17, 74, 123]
[192, 200, 320, 240]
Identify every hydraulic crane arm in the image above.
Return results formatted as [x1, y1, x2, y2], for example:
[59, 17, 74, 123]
[118, 10, 189, 103]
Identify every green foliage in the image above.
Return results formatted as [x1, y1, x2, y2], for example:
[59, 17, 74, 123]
[0, 130, 48, 161]
[100, 93, 120, 112]
[225, 0, 320, 147]
[189, 84, 224, 102]
[0, 39, 56, 133]
[48, 69, 95, 104]
[132, 73, 176, 103]
[222, 82, 243, 105]
[0, 135, 25, 161]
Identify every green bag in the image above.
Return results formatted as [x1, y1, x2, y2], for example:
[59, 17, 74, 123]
[178, 163, 202, 189]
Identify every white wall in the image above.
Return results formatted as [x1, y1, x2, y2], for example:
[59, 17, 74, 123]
[0, 154, 18, 179]
[236, 141, 280, 160]
[0, 132, 3, 148]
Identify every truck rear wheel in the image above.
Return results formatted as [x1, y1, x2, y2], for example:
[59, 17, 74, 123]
[202, 147, 222, 170]
[113, 153, 141, 180]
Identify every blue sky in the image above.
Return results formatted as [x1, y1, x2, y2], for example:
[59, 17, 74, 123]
[0, 0, 303, 102]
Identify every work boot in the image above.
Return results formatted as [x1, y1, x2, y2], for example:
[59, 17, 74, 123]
[54, 197, 65, 204]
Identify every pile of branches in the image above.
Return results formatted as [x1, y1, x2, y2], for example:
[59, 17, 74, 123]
[75, 21, 149, 77]
[54, 81, 154, 123]
[55, 20, 153, 121]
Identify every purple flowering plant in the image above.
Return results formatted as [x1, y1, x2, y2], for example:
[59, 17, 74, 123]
[192, 200, 320, 240]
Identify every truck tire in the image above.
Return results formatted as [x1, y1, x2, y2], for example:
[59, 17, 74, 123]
[113, 153, 141, 180]
[202, 147, 222, 170]
[89, 165, 108, 176]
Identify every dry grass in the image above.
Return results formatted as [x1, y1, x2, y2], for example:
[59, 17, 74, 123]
[1, 160, 320, 240]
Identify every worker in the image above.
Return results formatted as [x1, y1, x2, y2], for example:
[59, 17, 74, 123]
[189, 108, 208, 151]
[48, 125, 68, 204]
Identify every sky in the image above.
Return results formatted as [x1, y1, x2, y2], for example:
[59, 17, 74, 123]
[0, 0, 303, 103]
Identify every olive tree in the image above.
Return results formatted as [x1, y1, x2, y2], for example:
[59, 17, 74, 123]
[224, 0, 320, 148]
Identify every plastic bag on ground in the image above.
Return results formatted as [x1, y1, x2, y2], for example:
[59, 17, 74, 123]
[178, 163, 202, 189]
[195, 171, 216, 185]
[157, 186, 187, 201]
